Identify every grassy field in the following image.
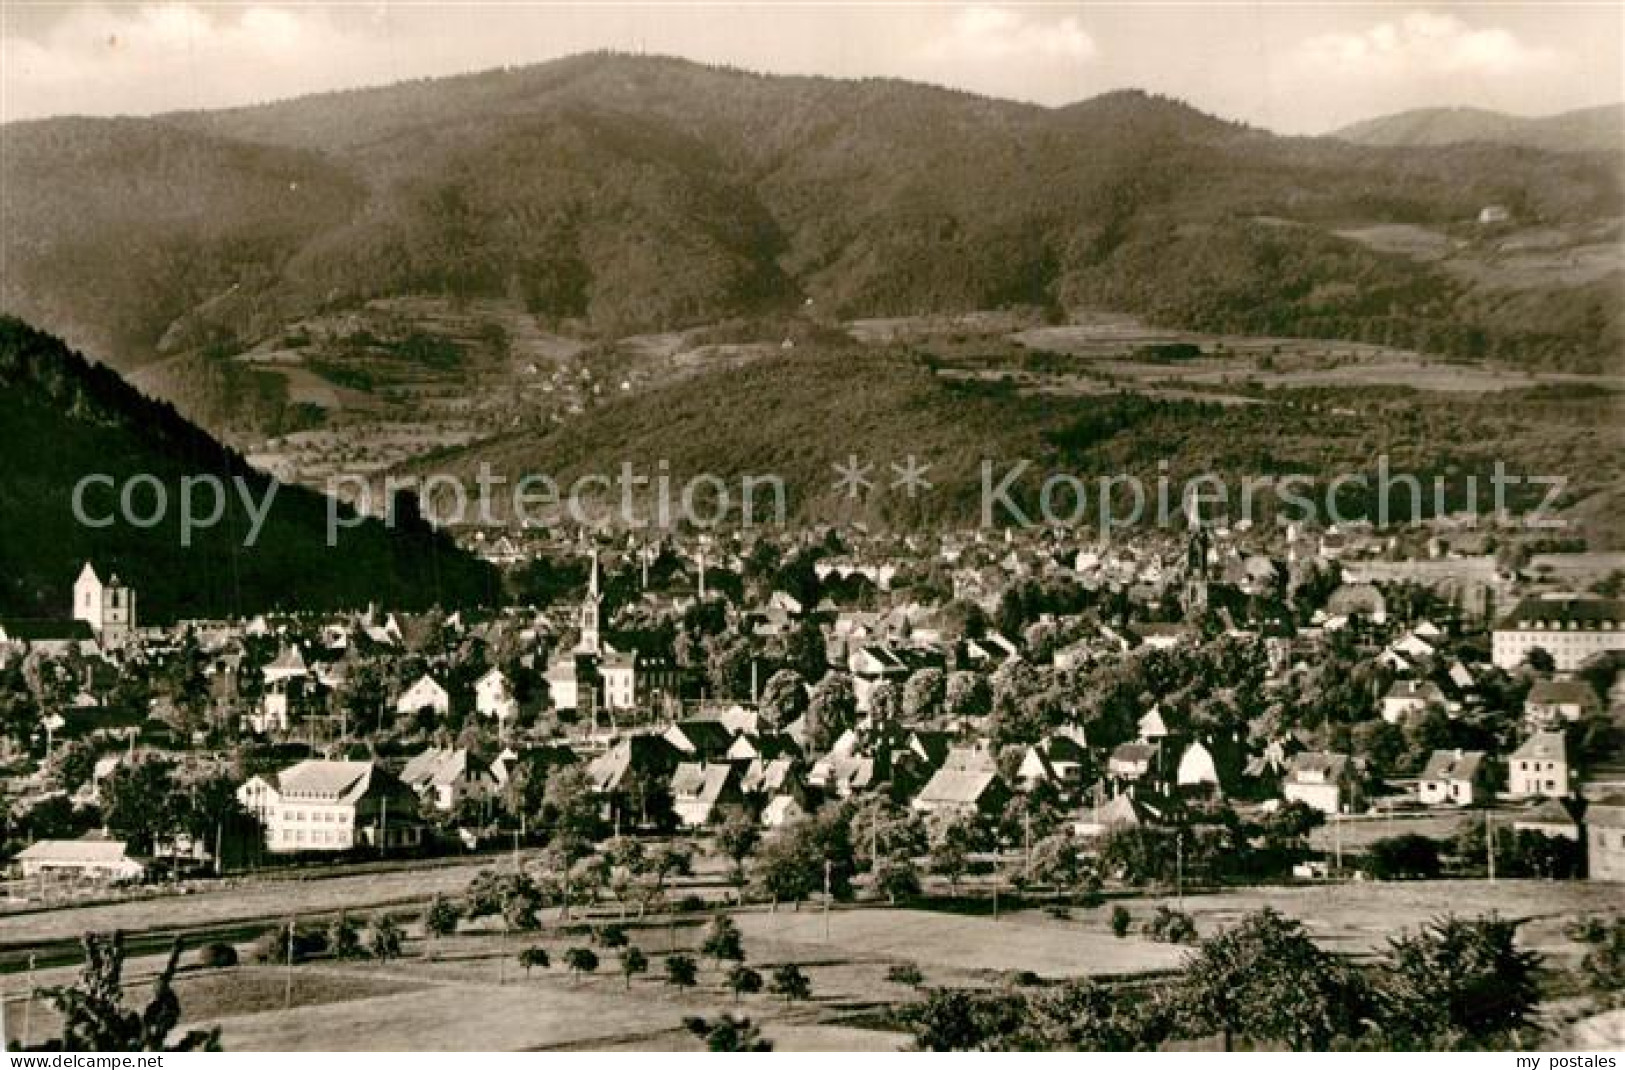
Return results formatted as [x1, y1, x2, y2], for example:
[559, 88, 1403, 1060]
[735, 906, 1188, 982]
[4, 876, 1618, 1051]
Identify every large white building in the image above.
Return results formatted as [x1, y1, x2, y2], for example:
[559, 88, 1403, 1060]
[237, 760, 422, 854]
[73, 563, 136, 646]
[1492, 595, 1625, 671]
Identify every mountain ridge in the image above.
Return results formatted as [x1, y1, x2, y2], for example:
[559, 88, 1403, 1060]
[1, 52, 1620, 404]
[1332, 103, 1623, 155]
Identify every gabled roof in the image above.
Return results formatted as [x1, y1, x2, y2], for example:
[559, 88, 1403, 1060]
[671, 762, 738, 804]
[1420, 749, 1486, 782]
[1287, 750, 1351, 781]
[1586, 794, 1625, 827]
[1510, 730, 1568, 763]
[270, 759, 411, 805]
[1527, 679, 1599, 707]
[16, 837, 140, 864]
[914, 765, 1003, 808]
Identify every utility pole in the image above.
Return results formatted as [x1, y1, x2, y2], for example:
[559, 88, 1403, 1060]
[823, 859, 832, 942]
[22, 953, 36, 1048]
[1175, 831, 1185, 908]
[284, 917, 296, 1010]
[1486, 809, 1496, 884]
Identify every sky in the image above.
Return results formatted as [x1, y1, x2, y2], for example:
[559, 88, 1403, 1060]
[1, 2, 1620, 133]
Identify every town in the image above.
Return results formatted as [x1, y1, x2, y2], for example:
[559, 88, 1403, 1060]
[3, 511, 1623, 1050]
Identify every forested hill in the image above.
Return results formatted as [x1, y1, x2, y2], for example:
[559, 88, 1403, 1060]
[0, 318, 498, 622]
[2, 53, 1621, 378]
[1333, 104, 1624, 155]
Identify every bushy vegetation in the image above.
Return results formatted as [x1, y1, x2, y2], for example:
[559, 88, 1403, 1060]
[909, 910, 1543, 1051]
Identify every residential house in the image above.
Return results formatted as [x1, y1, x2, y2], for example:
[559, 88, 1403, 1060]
[1381, 680, 1446, 724]
[670, 762, 744, 829]
[1283, 751, 1364, 816]
[1513, 797, 1582, 841]
[1418, 749, 1490, 807]
[14, 837, 146, 882]
[761, 793, 806, 829]
[400, 746, 499, 813]
[663, 719, 737, 762]
[911, 762, 1010, 819]
[395, 674, 450, 719]
[1524, 679, 1601, 726]
[1507, 730, 1573, 799]
[1585, 795, 1625, 881]
[474, 668, 518, 726]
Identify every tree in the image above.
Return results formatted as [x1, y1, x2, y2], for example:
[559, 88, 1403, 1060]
[715, 811, 761, 889]
[463, 870, 543, 932]
[945, 671, 991, 719]
[1109, 905, 1133, 939]
[1189, 911, 1366, 1049]
[32, 933, 220, 1051]
[515, 946, 548, 977]
[368, 914, 403, 962]
[1142, 905, 1198, 945]
[910, 988, 1026, 1051]
[902, 668, 946, 721]
[99, 759, 175, 854]
[928, 816, 975, 894]
[563, 947, 599, 982]
[758, 669, 808, 729]
[682, 1013, 773, 1051]
[769, 962, 811, 1003]
[619, 945, 649, 989]
[1378, 915, 1541, 1046]
[594, 923, 629, 950]
[701, 914, 745, 964]
[327, 912, 366, 960]
[423, 893, 461, 956]
[664, 953, 699, 989]
[886, 961, 924, 988]
[805, 673, 857, 752]
[727, 963, 763, 1003]
[872, 854, 921, 904]
[1363, 834, 1442, 880]
[540, 765, 604, 855]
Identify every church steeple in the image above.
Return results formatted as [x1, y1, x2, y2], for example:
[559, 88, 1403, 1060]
[576, 549, 603, 654]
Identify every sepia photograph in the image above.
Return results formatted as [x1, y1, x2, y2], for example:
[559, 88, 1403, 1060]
[0, 0, 1622, 1056]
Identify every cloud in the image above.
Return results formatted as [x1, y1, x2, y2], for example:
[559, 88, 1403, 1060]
[1296, 10, 1557, 79]
[2, 4, 397, 120]
[919, 5, 1097, 66]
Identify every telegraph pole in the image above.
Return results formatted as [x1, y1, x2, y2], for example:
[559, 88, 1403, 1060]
[1175, 831, 1185, 908]
[284, 917, 296, 1009]
[823, 859, 832, 941]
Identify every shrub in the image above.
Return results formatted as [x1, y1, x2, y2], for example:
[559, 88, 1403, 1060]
[886, 961, 924, 987]
[518, 947, 550, 976]
[1109, 905, 1133, 938]
[1143, 906, 1198, 945]
[665, 953, 699, 988]
[195, 942, 238, 970]
[769, 963, 811, 1003]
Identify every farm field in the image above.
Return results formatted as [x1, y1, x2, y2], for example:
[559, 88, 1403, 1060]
[4, 881, 1618, 1051]
[734, 906, 1189, 981]
[1124, 878, 1620, 959]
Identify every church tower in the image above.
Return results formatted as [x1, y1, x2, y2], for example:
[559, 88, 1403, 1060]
[73, 562, 136, 646]
[576, 549, 603, 655]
